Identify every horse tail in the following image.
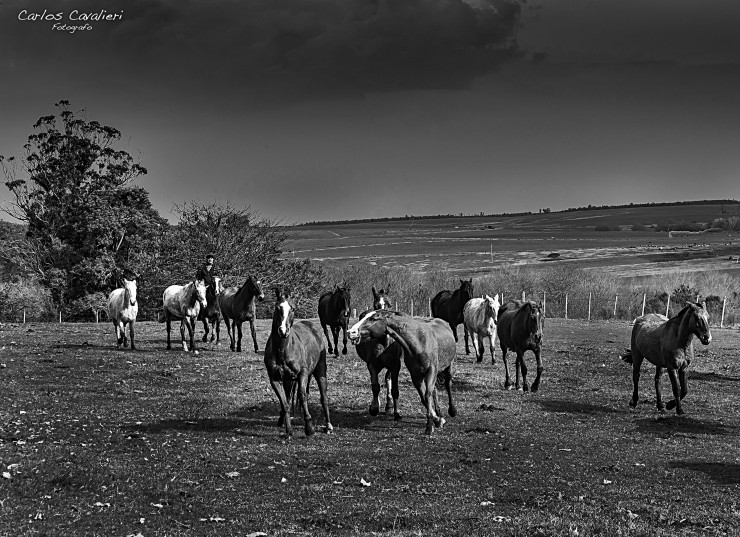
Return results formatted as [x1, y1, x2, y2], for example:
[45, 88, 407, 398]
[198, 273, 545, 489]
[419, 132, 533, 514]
[157, 310, 166, 323]
[620, 348, 633, 363]
[289, 381, 298, 416]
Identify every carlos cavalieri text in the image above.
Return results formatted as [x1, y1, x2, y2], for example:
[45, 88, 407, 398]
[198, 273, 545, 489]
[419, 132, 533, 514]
[18, 9, 124, 33]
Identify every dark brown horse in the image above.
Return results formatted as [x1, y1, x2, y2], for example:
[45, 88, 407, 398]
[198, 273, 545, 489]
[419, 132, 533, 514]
[354, 286, 403, 420]
[349, 310, 457, 435]
[198, 276, 223, 344]
[621, 301, 711, 415]
[497, 300, 545, 392]
[264, 287, 332, 437]
[220, 276, 265, 352]
[318, 284, 352, 356]
[430, 278, 474, 353]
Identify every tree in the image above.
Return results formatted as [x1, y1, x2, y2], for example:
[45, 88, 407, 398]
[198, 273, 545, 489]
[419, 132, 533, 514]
[1, 100, 166, 318]
[150, 201, 324, 318]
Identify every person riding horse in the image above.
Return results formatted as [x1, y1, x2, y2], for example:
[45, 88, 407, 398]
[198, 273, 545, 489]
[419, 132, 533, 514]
[196, 254, 221, 287]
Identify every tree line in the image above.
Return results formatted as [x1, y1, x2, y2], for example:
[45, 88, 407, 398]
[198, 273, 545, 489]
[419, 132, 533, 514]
[0, 101, 324, 321]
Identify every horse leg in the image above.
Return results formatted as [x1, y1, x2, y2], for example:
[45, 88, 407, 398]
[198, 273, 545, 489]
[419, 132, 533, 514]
[654, 366, 665, 412]
[389, 366, 402, 420]
[424, 366, 443, 433]
[515, 351, 526, 392]
[166, 317, 172, 350]
[489, 329, 497, 365]
[530, 346, 544, 393]
[321, 322, 334, 354]
[214, 316, 221, 346]
[501, 346, 513, 390]
[249, 318, 259, 352]
[463, 324, 470, 355]
[341, 325, 348, 355]
[269, 373, 293, 436]
[331, 326, 340, 357]
[666, 368, 689, 411]
[186, 318, 197, 353]
[121, 321, 129, 348]
[471, 331, 482, 363]
[313, 359, 333, 433]
[450, 323, 458, 343]
[441, 367, 457, 417]
[383, 369, 393, 415]
[665, 368, 685, 415]
[629, 352, 644, 409]
[224, 317, 236, 351]
[112, 320, 122, 348]
[235, 321, 243, 352]
[296, 371, 316, 436]
[368, 364, 381, 417]
[201, 318, 209, 343]
[129, 320, 136, 351]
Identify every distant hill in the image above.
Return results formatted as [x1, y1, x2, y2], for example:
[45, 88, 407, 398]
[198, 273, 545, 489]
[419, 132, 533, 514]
[298, 199, 740, 227]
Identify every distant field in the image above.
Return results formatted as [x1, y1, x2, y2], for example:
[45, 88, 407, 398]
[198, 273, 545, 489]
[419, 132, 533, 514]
[285, 204, 740, 279]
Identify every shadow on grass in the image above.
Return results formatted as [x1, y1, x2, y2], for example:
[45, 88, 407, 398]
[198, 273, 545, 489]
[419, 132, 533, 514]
[670, 461, 740, 484]
[634, 416, 733, 436]
[691, 371, 740, 383]
[534, 398, 622, 414]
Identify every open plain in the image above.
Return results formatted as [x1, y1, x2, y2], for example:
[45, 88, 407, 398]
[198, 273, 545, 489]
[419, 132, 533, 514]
[1, 316, 739, 536]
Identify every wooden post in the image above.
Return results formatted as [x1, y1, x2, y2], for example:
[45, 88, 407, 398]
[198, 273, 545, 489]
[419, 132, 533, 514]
[95, 310, 99, 323]
[641, 294, 646, 317]
[410, 298, 414, 317]
[613, 295, 618, 317]
[352, 308, 357, 319]
[395, 302, 398, 311]
[721, 297, 726, 328]
[588, 292, 592, 321]
[565, 294, 568, 320]
[665, 295, 671, 317]
[23, 309, 26, 324]
[543, 291, 547, 316]
[59, 311, 62, 323]
[522, 291, 526, 301]
[490, 242, 493, 264]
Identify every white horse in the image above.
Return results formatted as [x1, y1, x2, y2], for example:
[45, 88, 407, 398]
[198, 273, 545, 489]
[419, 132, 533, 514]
[107, 278, 138, 350]
[463, 293, 501, 364]
[161, 280, 208, 354]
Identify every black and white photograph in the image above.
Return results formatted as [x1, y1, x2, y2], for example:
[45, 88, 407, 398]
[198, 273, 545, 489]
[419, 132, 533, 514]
[1, 1, 739, 535]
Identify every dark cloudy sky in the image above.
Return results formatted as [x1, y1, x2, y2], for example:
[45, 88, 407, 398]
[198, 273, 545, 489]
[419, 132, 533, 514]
[1, 0, 739, 223]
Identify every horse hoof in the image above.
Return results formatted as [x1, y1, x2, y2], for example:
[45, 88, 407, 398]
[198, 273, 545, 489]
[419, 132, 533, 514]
[629, 399, 637, 408]
[394, 413, 402, 421]
[505, 385, 513, 391]
[424, 426, 434, 436]
[254, 347, 259, 353]
[676, 408, 685, 416]
[665, 400, 676, 411]
[325, 424, 334, 434]
[531, 383, 540, 393]
[476, 357, 482, 364]
[369, 405, 379, 417]
[436, 417, 446, 429]
[305, 425, 316, 436]
[448, 405, 458, 418]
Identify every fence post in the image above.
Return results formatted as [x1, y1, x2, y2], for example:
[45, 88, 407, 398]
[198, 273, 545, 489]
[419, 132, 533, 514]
[666, 295, 671, 317]
[543, 291, 546, 316]
[95, 310, 99, 323]
[23, 309, 26, 324]
[59, 311, 62, 324]
[522, 291, 526, 301]
[352, 308, 357, 319]
[588, 292, 592, 321]
[721, 297, 726, 328]
[641, 294, 646, 317]
[410, 298, 414, 317]
[565, 294, 568, 320]
[613, 295, 618, 318]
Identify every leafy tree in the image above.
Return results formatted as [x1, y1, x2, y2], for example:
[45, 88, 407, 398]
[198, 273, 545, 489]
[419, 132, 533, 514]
[1, 100, 166, 318]
[151, 201, 324, 318]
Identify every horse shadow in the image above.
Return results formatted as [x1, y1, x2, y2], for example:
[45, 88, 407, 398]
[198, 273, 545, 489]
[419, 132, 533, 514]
[633, 416, 734, 436]
[669, 461, 740, 484]
[533, 398, 622, 415]
[690, 371, 740, 383]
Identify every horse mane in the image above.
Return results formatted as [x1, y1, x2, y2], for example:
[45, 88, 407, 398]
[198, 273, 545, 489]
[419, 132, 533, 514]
[188, 281, 198, 307]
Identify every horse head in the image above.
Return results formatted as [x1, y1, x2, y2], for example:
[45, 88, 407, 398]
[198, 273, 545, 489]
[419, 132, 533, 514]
[272, 286, 294, 338]
[459, 278, 474, 303]
[688, 301, 712, 345]
[335, 285, 352, 320]
[248, 275, 265, 302]
[123, 278, 137, 307]
[526, 301, 545, 345]
[372, 286, 390, 310]
[348, 309, 388, 344]
[193, 279, 208, 309]
[484, 294, 499, 325]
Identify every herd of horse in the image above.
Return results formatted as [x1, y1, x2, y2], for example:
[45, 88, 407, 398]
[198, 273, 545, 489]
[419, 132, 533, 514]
[106, 275, 713, 436]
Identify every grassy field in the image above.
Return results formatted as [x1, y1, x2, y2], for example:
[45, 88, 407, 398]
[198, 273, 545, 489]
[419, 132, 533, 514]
[1, 319, 739, 536]
[285, 204, 740, 278]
